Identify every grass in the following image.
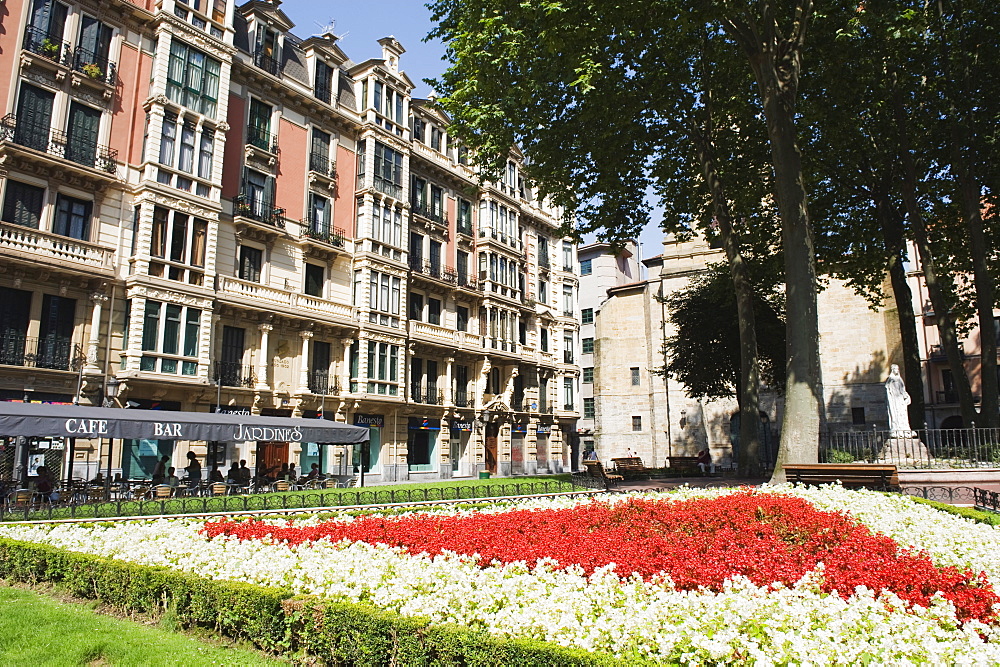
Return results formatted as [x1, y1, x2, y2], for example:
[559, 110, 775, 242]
[1, 475, 582, 522]
[0, 585, 284, 665]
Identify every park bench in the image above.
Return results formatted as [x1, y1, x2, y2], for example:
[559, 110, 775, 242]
[783, 463, 900, 491]
[667, 456, 702, 475]
[610, 457, 650, 479]
[583, 460, 623, 489]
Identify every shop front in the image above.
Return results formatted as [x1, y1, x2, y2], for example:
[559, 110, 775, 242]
[407, 417, 439, 476]
[510, 423, 527, 475]
[448, 419, 474, 477]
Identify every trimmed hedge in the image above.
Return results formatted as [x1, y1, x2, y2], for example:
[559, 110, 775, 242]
[907, 496, 1000, 526]
[0, 537, 634, 665]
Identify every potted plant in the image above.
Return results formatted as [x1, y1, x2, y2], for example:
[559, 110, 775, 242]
[40, 38, 60, 58]
[81, 63, 103, 79]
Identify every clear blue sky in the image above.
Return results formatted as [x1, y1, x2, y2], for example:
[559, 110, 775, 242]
[280, 1, 664, 269]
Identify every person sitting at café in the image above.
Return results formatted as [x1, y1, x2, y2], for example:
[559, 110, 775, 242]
[237, 460, 252, 486]
[696, 448, 715, 475]
[226, 463, 240, 484]
[184, 451, 202, 487]
[286, 463, 297, 482]
[208, 466, 224, 483]
[151, 455, 169, 484]
[90, 472, 105, 486]
[34, 465, 57, 503]
[165, 467, 180, 488]
[305, 463, 321, 482]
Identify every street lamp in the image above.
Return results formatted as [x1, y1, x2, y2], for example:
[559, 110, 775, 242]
[103, 376, 121, 408]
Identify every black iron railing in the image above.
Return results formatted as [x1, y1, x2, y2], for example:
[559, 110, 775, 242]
[314, 84, 333, 105]
[975, 487, 1000, 513]
[309, 372, 340, 395]
[308, 152, 335, 177]
[1, 115, 118, 173]
[246, 125, 277, 152]
[73, 46, 117, 86]
[22, 26, 70, 65]
[301, 218, 345, 247]
[0, 479, 586, 523]
[412, 201, 446, 224]
[0, 334, 82, 371]
[235, 192, 284, 227]
[214, 361, 256, 388]
[823, 427, 1000, 469]
[253, 48, 280, 76]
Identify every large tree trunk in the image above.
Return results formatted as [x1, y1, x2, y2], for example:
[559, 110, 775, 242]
[875, 194, 926, 429]
[892, 87, 977, 425]
[952, 133, 998, 428]
[731, 8, 821, 482]
[690, 128, 763, 477]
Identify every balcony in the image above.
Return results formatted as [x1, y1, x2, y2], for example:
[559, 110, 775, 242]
[217, 276, 357, 323]
[454, 390, 474, 408]
[314, 84, 333, 105]
[0, 221, 115, 277]
[564, 350, 574, 364]
[246, 125, 278, 153]
[456, 221, 473, 237]
[308, 372, 341, 395]
[538, 254, 551, 270]
[0, 334, 84, 371]
[373, 176, 403, 200]
[301, 216, 345, 246]
[411, 201, 447, 226]
[411, 383, 443, 405]
[936, 390, 959, 405]
[0, 114, 118, 177]
[308, 152, 336, 179]
[234, 193, 285, 228]
[73, 46, 117, 86]
[214, 361, 257, 388]
[479, 227, 523, 251]
[253, 48, 281, 77]
[408, 259, 456, 285]
[928, 343, 964, 361]
[22, 26, 70, 66]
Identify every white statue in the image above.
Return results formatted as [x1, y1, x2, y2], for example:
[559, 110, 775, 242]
[885, 364, 912, 434]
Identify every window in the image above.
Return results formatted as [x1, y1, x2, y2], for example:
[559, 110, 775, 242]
[372, 80, 404, 126]
[430, 126, 442, 151]
[310, 128, 331, 174]
[457, 198, 472, 235]
[373, 141, 403, 197]
[583, 398, 595, 419]
[238, 245, 262, 282]
[540, 327, 549, 352]
[240, 167, 275, 220]
[366, 340, 399, 394]
[563, 285, 574, 316]
[456, 251, 469, 285]
[308, 193, 331, 235]
[564, 334, 574, 364]
[368, 270, 401, 326]
[371, 201, 402, 247]
[2, 180, 44, 229]
[53, 194, 92, 240]
[456, 305, 468, 332]
[631, 367, 640, 386]
[580, 258, 592, 275]
[166, 39, 221, 116]
[538, 236, 549, 268]
[408, 292, 424, 321]
[563, 377, 574, 410]
[412, 117, 424, 142]
[563, 241, 573, 270]
[314, 60, 334, 104]
[149, 206, 207, 283]
[141, 300, 201, 375]
[581, 308, 594, 325]
[428, 298, 441, 325]
[538, 279, 548, 304]
[304, 263, 324, 297]
[582, 337, 594, 354]
[851, 407, 866, 426]
[632, 416, 642, 431]
[247, 98, 272, 150]
[583, 367, 594, 383]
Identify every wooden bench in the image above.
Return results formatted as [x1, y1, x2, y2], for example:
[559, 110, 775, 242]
[783, 463, 900, 491]
[583, 460, 623, 489]
[610, 457, 649, 479]
[667, 456, 702, 475]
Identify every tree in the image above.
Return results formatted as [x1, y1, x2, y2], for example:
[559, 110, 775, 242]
[661, 262, 786, 409]
[429, 1, 853, 481]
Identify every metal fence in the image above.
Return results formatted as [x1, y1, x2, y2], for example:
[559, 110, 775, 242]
[822, 427, 1000, 469]
[0, 479, 580, 523]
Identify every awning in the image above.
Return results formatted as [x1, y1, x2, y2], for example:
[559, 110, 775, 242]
[0, 402, 369, 444]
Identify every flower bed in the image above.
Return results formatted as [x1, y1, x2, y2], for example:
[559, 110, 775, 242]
[1, 486, 999, 663]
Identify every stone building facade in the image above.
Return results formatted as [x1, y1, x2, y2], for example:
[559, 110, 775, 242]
[0, 0, 579, 482]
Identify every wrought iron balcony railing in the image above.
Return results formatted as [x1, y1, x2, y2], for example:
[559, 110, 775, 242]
[214, 361, 257, 388]
[308, 152, 336, 177]
[309, 372, 341, 395]
[411, 201, 447, 224]
[73, 46, 117, 86]
[0, 333, 83, 371]
[253, 48, 280, 76]
[314, 84, 333, 105]
[453, 390, 475, 408]
[22, 26, 70, 65]
[246, 125, 278, 152]
[301, 218, 345, 247]
[0, 115, 117, 173]
[234, 193, 284, 227]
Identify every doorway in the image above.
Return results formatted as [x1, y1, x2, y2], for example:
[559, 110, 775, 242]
[485, 423, 498, 474]
[256, 441, 288, 480]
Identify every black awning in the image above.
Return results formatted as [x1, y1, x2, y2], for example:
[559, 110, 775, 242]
[0, 402, 369, 444]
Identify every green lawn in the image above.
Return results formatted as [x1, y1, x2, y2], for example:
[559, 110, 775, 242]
[0, 586, 282, 665]
[2, 475, 582, 522]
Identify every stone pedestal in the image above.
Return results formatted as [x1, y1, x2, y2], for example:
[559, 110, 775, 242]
[879, 436, 932, 465]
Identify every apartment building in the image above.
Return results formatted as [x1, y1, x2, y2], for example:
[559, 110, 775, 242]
[0, 0, 579, 482]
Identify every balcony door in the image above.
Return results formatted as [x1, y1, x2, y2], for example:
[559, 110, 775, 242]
[219, 325, 245, 386]
[29, 0, 68, 40]
[37, 293, 75, 369]
[78, 16, 113, 69]
[0, 288, 31, 366]
[15, 84, 54, 152]
[65, 101, 100, 167]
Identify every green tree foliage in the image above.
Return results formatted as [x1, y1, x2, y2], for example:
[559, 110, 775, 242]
[661, 263, 786, 404]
